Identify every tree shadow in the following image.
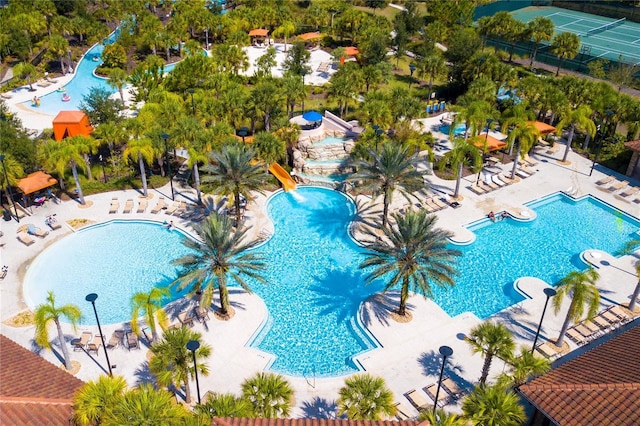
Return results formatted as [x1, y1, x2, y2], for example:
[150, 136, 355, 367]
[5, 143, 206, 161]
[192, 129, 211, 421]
[491, 305, 540, 341]
[300, 396, 338, 419]
[134, 360, 156, 386]
[360, 291, 416, 327]
[418, 349, 472, 391]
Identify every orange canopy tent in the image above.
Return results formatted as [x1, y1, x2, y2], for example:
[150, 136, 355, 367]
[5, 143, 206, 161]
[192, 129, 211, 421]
[17, 171, 58, 195]
[528, 121, 556, 135]
[249, 29, 269, 37]
[299, 32, 321, 41]
[52, 111, 94, 141]
[472, 133, 508, 152]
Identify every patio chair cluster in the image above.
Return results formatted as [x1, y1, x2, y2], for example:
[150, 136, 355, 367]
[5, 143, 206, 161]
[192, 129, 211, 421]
[469, 172, 516, 195]
[73, 329, 136, 352]
[535, 341, 563, 360]
[404, 377, 467, 412]
[415, 193, 449, 213]
[596, 176, 639, 201]
[565, 305, 633, 346]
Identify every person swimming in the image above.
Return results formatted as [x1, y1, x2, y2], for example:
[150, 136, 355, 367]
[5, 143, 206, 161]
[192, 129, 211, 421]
[488, 211, 496, 222]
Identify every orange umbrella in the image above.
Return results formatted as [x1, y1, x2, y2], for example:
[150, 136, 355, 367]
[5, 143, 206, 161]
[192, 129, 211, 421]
[471, 134, 508, 152]
[299, 32, 321, 41]
[527, 121, 556, 135]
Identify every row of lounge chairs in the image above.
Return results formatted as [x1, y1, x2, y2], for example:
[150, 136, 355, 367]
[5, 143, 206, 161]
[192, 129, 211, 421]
[73, 330, 139, 352]
[109, 197, 189, 216]
[595, 176, 640, 199]
[565, 305, 633, 346]
[469, 172, 517, 195]
[403, 376, 467, 415]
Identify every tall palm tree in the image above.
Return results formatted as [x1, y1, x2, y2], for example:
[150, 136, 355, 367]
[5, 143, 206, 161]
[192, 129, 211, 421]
[527, 16, 554, 67]
[241, 372, 293, 418]
[48, 34, 69, 75]
[501, 103, 539, 179]
[130, 287, 170, 343]
[557, 105, 596, 163]
[461, 384, 526, 426]
[337, 374, 396, 420]
[441, 137, 482, 199]
[623, 239, 640, 311]
[14, 62, 37, 91]
[148, 327, 211, 404]
[550, 32, 581, 76]
[122, 137, 155, 197]
[104, 384, 190, 426]
[0, 153, 24, 206]
[172, 213, 267, 317]
[273, 20, 296, 51]
[34, 291, 82, 371]
[194, 393, 254, 419]
[553, 268, 600, 347]
[107, 68, 129, 104]
[419, 409, 467, 426]
[72, 375, 128, 426]
[418, 51, 447, 97]
[467, 321, 515, 385]
[186, 129, 211, 205]
[497, 346, 551, 388]
[359, 210, 461, 317]
[39, 137, 94, 204]
[202, 144, 268, 226]
[348, 143, 424, 228]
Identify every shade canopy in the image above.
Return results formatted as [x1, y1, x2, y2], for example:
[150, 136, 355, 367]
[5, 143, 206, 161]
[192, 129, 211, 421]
[528, 121, 556, 135]
[299, 32, 321, 41]
[472, 134, 508, 152]
[249, 29, 269, 37]
[17, 171, 58, 194]
[302, 111, 323, 122]
[52, 110, 94, 141]
[344, 46, 359, 56]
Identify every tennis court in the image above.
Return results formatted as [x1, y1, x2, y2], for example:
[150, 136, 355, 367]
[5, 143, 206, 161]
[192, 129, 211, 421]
[511, 6, 640, 65]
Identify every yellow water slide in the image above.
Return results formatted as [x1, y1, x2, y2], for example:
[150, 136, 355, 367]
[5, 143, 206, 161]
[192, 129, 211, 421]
[268, 163, 297, 192]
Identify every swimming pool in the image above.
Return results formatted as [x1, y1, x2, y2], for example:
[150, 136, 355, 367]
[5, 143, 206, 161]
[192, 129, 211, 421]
[23, 190, 640, 376]
[439, 124, 467, 136]
[314, 136, 349, 146]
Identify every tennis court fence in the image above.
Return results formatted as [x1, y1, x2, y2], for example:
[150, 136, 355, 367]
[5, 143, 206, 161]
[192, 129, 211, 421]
[584, 17, 626, 37]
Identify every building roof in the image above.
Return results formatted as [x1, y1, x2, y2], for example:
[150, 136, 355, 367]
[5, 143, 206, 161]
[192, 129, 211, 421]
[299, 32, 321, 41]
[213, 419, 423, 426]
[624, 140, 640, 152]
[0, 335, 84, 426]
[249, 29, 269, 37]
[518, 324, 640, 426]
[527, 121, 556, 135]
[17, 171, 58, 194]
[471, 133, 508, 152]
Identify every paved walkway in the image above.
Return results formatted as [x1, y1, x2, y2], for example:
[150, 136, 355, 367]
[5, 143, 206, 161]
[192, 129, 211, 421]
[1, 145, 640, 418]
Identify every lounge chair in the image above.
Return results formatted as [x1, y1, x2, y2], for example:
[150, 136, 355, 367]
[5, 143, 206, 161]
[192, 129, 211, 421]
[122, 199, 134, 214]
[469, 183, 487, 195]
[109, 198, 119, 214]
[520, 165, 536, 175]
[497, 172, 515, 184]
[405, 389, 430, 410]
[566, 327, 587, 345]
[515, 168, 530, 179]
[136, 199, 148, 213]
[142, 327, 154, 344]
[17, 232, 35, 246]
[394, 402, 412, 420]
[173, 201, 187, 216]
[150, 197, 166, 214]
[581, 320, 601, 335]
[87, 335, 103, 354]
[522, 154, 539, 167]
[609, 306, 631, 323]
[106, 329, 125, 350]
[592, 315, 612, 330]
[45, 216, 62, 230]
[442, 377, 465, 398]
[28, 226, 48, 238]
[536, 341, 560, 359]
[491, 174, 507, 187]
[606, 179, 628, 192]
[424, 383, 449, 407]
[195, 307, 210, 323]
[478, 181, 495, 192]
[430, 197, 447, 210]
[574, 324, 596, 341]
[546, 144, 560, 154]
[126, 331, 140, 350]
[423, 198, 442, 212]
[616, 186, 639, 199]
[595, 175, 615, 186]
[165, 201, 180, 215]
[600, 309, 621, 325]
[73, 331, 92, 351]
[483, 176, 499, 190]
[178, 311, 195, 327]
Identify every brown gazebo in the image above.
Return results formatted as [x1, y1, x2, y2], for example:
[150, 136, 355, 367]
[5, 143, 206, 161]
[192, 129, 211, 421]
[17, 171, 58, 195]
[249, 28, 269, 46]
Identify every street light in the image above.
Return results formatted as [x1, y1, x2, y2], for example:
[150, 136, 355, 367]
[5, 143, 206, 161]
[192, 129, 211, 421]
[0, 154, 20, 222]
[85, 293, 113, 376]
[188, 89, 196, 117]
[187, 340, 201, 404]
[531, 288, 557, 353]
[161, 133, 174, 200]
[433, 345, 453, 413]
[301, 69, 307, 113]
[476, 118, 494, 184]
[409, 63, 416, 88]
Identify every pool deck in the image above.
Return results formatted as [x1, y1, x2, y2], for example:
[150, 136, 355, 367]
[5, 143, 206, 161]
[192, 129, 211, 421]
[2, 142, 640, 417]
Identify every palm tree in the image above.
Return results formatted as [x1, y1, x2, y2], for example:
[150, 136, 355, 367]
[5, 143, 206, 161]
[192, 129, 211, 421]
[348, 143, 424, 228]
[72, 375, 128, 426]
[104, 384, 190, 426]
[241, 372, 293, 418]
[557, 105, 596, 163]
[130, 287, 170, 343]
[48, 34, 69, 75]
[107, 68, 129, 104]
[34, 291, 82, 371]
[501, 103, 539, 180]
[497, 346, 551, 388]
[419, 409, 467, 426]
[461, 384, 526, 426]
[14, 62, 37, 91]
[202, 144, 268, 226]
[0, 153, 24, 206]
[194, 393, 254, 419]
[418, 51, 447, 96]
[172, 213, 267, 318]
[441, 137, 482, 199]
[252, 131, 286, 165]
[186, 130, 211, 205]
[359, 210, 461, 318]
[527, 16, 554, 67]
[550, 32, 581, 76]
[467, 321, 515, 385]
[553, 269, 601, 347]
[122, 137, 155, 198]
[337, 374, 396, 420]
[149, 327, 211, 404]
[273, 21, 296, 51]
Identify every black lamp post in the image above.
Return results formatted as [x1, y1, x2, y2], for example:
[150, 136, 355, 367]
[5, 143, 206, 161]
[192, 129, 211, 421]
[301, 69, 307, 113]
[433, 345, 453, 413]
[409, 63, 416, 88]
[85, 293, 113, 376]
[531, 288, 557, 353]
[0, 154, 19, 222]
[161, 133, 174, 200]
[238, 130, 247, 143]
[476, 118, 494, 184]
[188, 89, 196, 117]
[187, 340, 201, 404]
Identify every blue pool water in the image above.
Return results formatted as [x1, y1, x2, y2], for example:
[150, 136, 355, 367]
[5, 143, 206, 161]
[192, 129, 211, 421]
[314, 136, 349, 146]
[439, 124, 467, 136]
[23, 190, 640, 376]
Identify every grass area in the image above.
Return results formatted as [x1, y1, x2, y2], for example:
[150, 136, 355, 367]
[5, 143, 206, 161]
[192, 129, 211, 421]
[353, 5, 402, 20]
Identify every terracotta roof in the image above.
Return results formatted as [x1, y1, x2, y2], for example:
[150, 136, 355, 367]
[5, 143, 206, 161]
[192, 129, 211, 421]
[17, 171, 58, 194]
[249, 29, 269, 37]
[624, 140, 640, 152]
[213, 419, 423, 426]
[518, 324, 640, 426]
[344, 46, 360, 56]
[299, 32, 321, 41]
[527, 121, 556, 135]
[471, 133, 508, 152]
[0, 335, 84, 426]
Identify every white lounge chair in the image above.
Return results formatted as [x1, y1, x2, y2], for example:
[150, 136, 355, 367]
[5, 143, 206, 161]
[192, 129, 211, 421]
[595, 175, 615, 186]
[122, 199, 134, 214]
[405, 389, 430, 410]
[137, 199, 148, 213]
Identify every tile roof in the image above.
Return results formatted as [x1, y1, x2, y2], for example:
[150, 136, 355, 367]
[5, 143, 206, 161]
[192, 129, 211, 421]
[0, 334, 85, 426]
[518, 325, 640, 426]
[624, 140, 640, 152]
[213, 420, 423, 426]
